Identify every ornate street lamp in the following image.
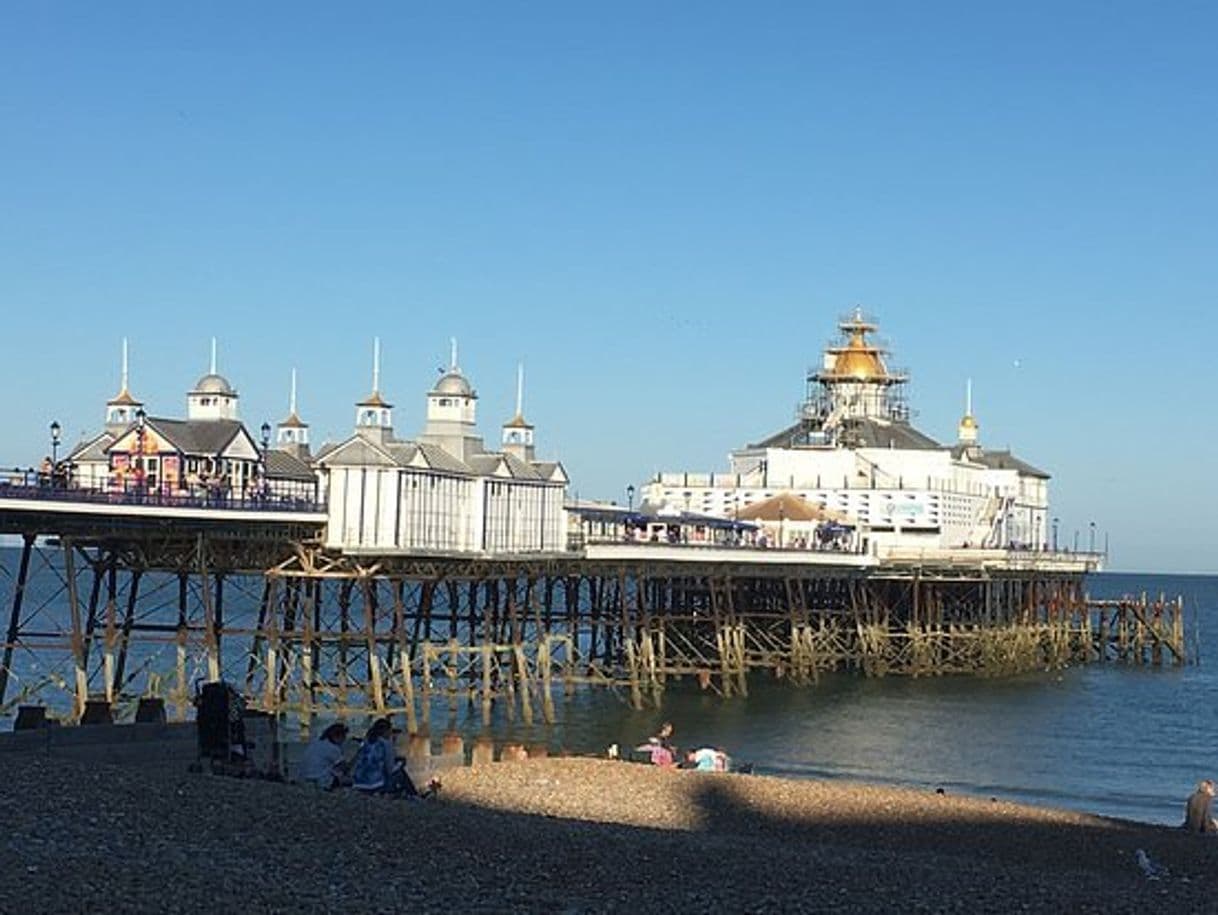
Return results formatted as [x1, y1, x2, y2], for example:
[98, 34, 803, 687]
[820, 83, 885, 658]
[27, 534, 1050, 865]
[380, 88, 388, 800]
[626, 483, 635, 512]
[135, 408, 146, 496]
[1052, 516, 1059, 552]
[259, 421, 271, 503]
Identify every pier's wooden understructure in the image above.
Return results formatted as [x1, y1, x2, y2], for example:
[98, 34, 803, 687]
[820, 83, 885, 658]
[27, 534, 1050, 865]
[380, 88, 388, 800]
[0, 503, 1185, 728]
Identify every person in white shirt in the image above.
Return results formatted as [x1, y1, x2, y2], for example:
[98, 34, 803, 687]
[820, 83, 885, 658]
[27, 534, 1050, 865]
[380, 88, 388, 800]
[301, 723, 351, 790]
[687, 747, 728, 772]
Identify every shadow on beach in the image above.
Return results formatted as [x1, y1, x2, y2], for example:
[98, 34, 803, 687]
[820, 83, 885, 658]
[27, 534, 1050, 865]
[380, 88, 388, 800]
[2, 757, 1216, 913]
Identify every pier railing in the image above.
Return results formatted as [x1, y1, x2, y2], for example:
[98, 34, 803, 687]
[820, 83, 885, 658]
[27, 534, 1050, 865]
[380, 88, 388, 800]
[878, 545, 1105, 572]
[0, 471, 325, 514]
[570, 532, 865, 556]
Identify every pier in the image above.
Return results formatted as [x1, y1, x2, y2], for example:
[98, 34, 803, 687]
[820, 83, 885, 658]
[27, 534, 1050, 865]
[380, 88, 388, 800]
[0, 315, 1185, 730]
[0, 484, 1182, 731]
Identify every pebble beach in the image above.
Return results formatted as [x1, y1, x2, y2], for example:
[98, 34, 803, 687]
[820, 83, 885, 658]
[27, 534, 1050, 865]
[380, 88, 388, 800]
[3, 755, 1217, 914]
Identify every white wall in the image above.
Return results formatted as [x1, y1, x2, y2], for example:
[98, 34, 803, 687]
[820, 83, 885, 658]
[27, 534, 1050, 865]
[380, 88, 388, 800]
[322, 464, 564, 555]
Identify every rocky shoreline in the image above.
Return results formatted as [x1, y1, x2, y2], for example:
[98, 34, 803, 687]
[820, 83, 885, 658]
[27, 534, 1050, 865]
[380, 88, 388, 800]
[2, 755, 1216, 913]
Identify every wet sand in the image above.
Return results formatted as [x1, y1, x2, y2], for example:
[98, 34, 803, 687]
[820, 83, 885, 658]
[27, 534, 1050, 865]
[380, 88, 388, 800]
[2, 756, 1216, 913]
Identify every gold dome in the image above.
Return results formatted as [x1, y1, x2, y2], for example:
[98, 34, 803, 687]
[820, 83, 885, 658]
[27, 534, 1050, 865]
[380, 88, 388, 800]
[832, 331, 886, 380]
[959, 414, 977, 429]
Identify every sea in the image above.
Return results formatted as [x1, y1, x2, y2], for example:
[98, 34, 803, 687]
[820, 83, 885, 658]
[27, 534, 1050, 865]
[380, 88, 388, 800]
[2, 551, 1213, 826]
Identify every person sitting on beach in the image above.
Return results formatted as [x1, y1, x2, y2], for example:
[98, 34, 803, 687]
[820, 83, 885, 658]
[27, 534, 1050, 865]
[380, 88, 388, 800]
[653, 721, 675, 750]
[635, 738, 676, 767]
[351, 718, 439, 798]
[686, 747, 729, 772]
[1183, 779, 1218, 833]
[300, 723, 351, 790]
[634, 721, 677, 767]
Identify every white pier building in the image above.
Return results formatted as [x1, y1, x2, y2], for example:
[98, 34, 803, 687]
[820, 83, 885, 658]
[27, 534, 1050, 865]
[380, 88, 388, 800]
[314, 342, 568, 555]
[67, 340, 306, 500]
[641, 310, 1050, 551]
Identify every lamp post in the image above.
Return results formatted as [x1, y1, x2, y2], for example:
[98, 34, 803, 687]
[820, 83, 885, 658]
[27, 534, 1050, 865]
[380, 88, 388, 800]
[626, 484, 635, 512]
[1089, 521, 1096, 554]
[134, 408, 146, 498]
[49, 421, 61, 466]
[259, 421, 271, 503]
[1052, 516, 1059, 552]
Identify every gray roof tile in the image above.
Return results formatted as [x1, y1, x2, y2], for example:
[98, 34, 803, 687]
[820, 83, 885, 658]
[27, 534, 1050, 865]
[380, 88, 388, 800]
[265, 449, 315, 481]
[145, 418, 246, 455]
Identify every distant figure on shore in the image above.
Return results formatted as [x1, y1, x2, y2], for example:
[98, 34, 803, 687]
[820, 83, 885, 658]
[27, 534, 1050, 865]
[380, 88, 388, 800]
[1183, 779, 1218, 833]
[635, 721, 677, 767]
[654, 721, 674, 749]
[636, 738, 676, 767]
[301, 723, 351, 790]
[686, 747, 729, 772]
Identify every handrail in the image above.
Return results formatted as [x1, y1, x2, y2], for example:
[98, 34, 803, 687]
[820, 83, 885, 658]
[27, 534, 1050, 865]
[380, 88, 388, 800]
[0, 477, 326, 515]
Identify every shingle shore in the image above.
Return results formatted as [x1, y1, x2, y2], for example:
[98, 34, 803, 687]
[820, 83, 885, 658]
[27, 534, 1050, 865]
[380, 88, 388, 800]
[2, 756, 1216, 913]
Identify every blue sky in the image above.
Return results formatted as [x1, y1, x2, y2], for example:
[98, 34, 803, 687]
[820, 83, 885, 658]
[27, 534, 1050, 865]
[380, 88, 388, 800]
[1, 2, 1215, 571]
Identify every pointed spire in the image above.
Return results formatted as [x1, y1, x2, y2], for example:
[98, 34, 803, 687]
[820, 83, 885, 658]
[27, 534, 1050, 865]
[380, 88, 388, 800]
[450, 337, 458, 370]
[210, 337, 217, 375]
[958, 378, 979, 445]
[504, 361, 534, 430]
[279, 368, 308, 431]
[107, 337, 142, 409]
[357, 337, 393, 410]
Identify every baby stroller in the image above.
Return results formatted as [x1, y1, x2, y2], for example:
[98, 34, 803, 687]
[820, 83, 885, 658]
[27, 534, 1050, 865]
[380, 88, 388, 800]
[193, 681, 282, 779]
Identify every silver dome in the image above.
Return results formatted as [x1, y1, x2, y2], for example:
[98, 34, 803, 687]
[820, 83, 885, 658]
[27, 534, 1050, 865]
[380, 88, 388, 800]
[191, 373, 236, 396]
[432, 371, 473, 397]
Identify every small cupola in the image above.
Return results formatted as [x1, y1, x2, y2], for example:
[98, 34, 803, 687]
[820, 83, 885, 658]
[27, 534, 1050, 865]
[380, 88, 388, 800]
[187, 338, 239, 421]
[502, 363, 535, 462]
[356, 338, 394, 436]
[105, 338, 145, 434]
[425, 338, 477, 430]
[277, 368, 311, 457]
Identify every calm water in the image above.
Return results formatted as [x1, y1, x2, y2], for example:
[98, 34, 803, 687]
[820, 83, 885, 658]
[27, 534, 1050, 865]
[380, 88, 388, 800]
[2, 548, 1213, 825]
[453, 571, 1218, 826]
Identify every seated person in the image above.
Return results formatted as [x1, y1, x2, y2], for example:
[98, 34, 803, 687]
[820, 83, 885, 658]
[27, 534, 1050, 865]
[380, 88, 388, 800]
[686, 747, 729, 772]
[300, 722, 350, 790]
[352, 718, 439, 798]
[1183, 779, 1218, 833]
[634, 737, 676, 768]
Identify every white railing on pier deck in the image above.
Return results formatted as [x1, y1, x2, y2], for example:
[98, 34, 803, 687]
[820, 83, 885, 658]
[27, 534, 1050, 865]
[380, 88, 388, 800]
[582, 541, 876, 567]
[878, 546, 1104, 573]
[578, 539, 1102, 573]
[0, 478, 327, 525]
